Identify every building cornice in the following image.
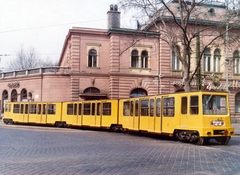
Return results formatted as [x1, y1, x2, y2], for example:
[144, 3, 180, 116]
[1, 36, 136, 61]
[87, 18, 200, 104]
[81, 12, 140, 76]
[108, 28, 160, 36]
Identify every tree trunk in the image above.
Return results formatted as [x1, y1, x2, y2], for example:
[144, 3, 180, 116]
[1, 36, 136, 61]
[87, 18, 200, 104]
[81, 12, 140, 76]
[182, 65, 191, 92]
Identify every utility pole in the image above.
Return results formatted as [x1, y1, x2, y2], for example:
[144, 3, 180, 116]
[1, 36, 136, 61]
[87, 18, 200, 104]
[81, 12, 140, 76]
[0, 54, 10, 72]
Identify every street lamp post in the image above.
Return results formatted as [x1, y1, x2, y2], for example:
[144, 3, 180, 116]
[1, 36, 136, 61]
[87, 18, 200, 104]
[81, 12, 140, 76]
[225, 0, 229, 92]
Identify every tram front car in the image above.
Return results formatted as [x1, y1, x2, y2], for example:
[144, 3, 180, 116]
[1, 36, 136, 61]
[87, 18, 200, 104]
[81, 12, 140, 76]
[194, 91, 234, 145]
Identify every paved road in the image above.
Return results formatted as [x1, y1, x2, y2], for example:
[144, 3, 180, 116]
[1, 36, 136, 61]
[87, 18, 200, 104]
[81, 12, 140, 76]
[0, 122, 240, 175]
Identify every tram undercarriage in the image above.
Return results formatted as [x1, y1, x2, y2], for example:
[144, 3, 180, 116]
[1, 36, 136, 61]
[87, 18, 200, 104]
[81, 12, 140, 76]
[174, 130, 231, 145]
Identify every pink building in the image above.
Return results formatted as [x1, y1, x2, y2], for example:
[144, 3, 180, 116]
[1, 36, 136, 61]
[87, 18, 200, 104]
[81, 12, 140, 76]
[0, 3, 240, 121]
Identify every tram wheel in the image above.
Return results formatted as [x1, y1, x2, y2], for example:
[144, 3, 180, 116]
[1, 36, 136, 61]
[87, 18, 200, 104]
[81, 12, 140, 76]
[3, 119, 9, 124]
[196, 137, 204, 145]
[8, 119, 14, 125]
[219, 136, 231, 145]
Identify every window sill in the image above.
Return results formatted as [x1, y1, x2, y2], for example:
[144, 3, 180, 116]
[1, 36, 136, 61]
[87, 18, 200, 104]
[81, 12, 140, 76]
[86, 67, 100, 69]
[130, 68, 151, 73]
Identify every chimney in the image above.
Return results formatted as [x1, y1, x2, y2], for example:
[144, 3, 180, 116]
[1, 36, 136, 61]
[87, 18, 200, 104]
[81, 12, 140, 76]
[107, 4, 120, 29]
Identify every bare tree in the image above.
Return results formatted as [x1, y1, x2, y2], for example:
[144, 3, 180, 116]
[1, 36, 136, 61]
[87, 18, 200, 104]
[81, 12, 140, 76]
[7, 45, 58, 71]
[118, 0, 240, 91]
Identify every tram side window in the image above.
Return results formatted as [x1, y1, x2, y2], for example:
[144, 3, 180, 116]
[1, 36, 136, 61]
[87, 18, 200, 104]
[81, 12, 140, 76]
[130, 101, 134, 116]
[5, 104, 10, 112]
[181, 97, 187, 114]
[74, 104, 77, 115]
[103, 102, 111, 115]
[150, 99, 154, 117]
[25, 104, 29, 114]
[67, 104, 74, 115]
[20, 104, 24, 114]
[92, 103, 95, 115]
[37, 104, 42, 114]
[163, 97, 174, 117]
[84, 103, 90, 115]
[123, 101, 130, 116]
[97, 103, 101, 115]
[43, 104, 46, 114]
[190, 96, 198, 114]
[141, 100, 149, 116]
[13, 104, 20, 113]
[29, 104, 36, 114]
[47, 104, 56, 114]
[9, 104, 11, 112]
[78, 103, 82, 115]
[156, 98, 161, 117]
[135, 100, 139, 116]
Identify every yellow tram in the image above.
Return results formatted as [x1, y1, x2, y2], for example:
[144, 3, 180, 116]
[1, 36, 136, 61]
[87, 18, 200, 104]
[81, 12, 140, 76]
[2, 91, 234, 145]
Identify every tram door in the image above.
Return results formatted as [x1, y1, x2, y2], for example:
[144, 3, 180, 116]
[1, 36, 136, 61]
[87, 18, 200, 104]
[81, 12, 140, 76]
[41, 104, 48, 124]
[180, 96, 188, 127]
[22, 104, 29, 123]
[154, 97, 161, 133]
[130, 99, 139, 131]
[161, 96, 176, 133]
[148, 97, 161, 133]
[90, 102, 98, 126]
[36, 103, 43, 123]
[76, 103, 82, 126]
[95, 102, 101, 127]
[148, 98, 155, 132]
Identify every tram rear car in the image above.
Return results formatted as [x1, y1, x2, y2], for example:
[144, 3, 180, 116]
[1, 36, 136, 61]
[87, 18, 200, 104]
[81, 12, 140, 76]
[3, 102, 62, 126]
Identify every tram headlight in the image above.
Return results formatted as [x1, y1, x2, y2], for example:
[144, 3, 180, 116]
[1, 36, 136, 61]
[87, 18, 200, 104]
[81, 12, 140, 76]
[211, 120, 224, 126]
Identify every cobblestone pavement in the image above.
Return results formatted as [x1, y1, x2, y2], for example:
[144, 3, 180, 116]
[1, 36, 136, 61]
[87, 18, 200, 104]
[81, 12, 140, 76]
[0, 123, 240, 175]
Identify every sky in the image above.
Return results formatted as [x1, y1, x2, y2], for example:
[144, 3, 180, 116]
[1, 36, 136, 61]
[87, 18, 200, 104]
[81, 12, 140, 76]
[0, 0, 135, 71]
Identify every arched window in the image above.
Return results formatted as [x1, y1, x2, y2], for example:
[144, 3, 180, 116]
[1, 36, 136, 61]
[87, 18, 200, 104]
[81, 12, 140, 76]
[20, 88, 27, 101]
[11, 89, 18, 102]
[2, 90, 8, 112]
[233, 50, 240, 74]
[2, 90, 8, 100]
[83, 87, 100, 94]
[88, 49, 97, 67]
[235, 93, 240, 113]
[172, 46, 180, 70]
[131, 50, 139, 68]
[130, 88, 147, 98]
[213, 49, 221, 72]
[141, 51, 148, 68]
[203, 48, 211, 72]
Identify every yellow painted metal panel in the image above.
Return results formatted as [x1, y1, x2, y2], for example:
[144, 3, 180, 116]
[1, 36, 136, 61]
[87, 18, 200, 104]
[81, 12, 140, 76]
[154, 117, 161, 133]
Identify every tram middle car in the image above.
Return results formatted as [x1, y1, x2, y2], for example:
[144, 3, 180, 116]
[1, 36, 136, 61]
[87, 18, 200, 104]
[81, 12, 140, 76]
[3, 91, 234, 145]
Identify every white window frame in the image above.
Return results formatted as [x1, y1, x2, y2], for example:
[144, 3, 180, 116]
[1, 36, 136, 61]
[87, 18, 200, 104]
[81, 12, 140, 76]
[172, 51, 180, 70]
[130, 47, 151, 69]
[233, 50, 240, 74]
[235, 93, 240, 113]
[86, 44, 100, 68]
[213, 50, 221, 72]
[141, 50, 148, 69]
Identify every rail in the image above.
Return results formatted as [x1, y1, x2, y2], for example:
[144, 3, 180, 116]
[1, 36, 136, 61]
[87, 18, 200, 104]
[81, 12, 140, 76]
[0, 67, 70, 78]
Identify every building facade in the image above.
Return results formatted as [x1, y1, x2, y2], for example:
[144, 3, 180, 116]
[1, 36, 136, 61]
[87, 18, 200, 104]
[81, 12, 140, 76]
[0, 3, 240, 121]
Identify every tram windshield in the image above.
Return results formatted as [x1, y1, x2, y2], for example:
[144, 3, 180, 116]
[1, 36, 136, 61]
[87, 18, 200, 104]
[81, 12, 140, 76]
[202, 94, 227, 115]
